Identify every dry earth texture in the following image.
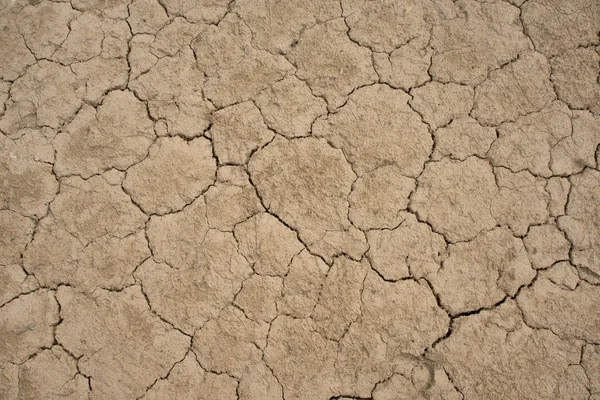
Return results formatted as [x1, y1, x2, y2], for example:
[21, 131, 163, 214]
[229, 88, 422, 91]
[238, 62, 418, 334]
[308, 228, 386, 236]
[1, 0, 600, 398]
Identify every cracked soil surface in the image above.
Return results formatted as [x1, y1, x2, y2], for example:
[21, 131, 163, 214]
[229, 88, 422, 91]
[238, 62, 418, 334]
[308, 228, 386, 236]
[1, 0, 600, 398]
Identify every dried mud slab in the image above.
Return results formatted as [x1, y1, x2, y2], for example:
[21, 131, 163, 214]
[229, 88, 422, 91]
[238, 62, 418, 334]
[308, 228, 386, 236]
[24, 175, 149, 290]
[430, 0, 531, 85]
[472, 51, 556, 126]
[0, 290, 59, 364]
[129, 47, 213, 138]
[372, 366, 462, 400]
[54, 90, 155, 178]
[432, 117, 496, 160]
[287, 18, 377, 110]
[249, 136, 367, 261]
[205, 166, 264, 231]
[0, 210, 34, 265]
[0, 20, 36, 81]
[0, 61, 82, 135]
[334, 271, 450, 396]
[159, 0, 230, 24]
[235, 0, 341, 54]
[123, 136, 216, 215]
[141, 216, 252, 333]
[0, 129, 58, 217]
[193, 305, 269, 378]
[429, 300, 589, 399]
[348, 165, 415, 230]
[429, 227, 535, 315]
[0, 264, 38, 307]
[410, 82, 474, 130]
[558, 169, 600, 276]
[234, 212, 304, 277]
[314, 84, 432, 177]
[366, 213, 446, 280]
[56, 286, 191, 400]
[8, 346, 91, 400]
[209, 102, 274, 165]
[3, 0, 600, 396]
[518, 262, 600, 343]
[373, 37, 432, 91]
[192, 14, 294, 108]
[139, 352, 238, 400]
[342, 0, 455, 53]
[521, 0, 600, 57]
[254, 76, 327, 138]
[410, 157, 498, 242]
[551, 47, 600, 115]
[276, 249, 329, 319]
[411, 157, 550, 241]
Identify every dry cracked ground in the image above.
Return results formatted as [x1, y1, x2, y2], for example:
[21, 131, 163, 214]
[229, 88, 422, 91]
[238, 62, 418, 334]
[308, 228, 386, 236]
[1, 0, 600, 399]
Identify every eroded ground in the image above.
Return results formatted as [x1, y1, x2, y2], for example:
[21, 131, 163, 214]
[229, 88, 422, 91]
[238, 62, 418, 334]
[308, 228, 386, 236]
[1, 0, 600, 398]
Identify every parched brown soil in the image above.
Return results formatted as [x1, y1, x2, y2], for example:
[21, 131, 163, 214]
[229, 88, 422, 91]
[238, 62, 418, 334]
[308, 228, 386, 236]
[1, 0, 600, 399]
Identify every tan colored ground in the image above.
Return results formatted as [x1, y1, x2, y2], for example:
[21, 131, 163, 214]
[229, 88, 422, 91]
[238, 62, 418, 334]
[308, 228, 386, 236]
[1, 0, 600, 398]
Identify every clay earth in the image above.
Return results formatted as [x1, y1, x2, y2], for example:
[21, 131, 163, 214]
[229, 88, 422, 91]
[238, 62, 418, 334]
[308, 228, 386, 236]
[1, 0, 600, 399]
